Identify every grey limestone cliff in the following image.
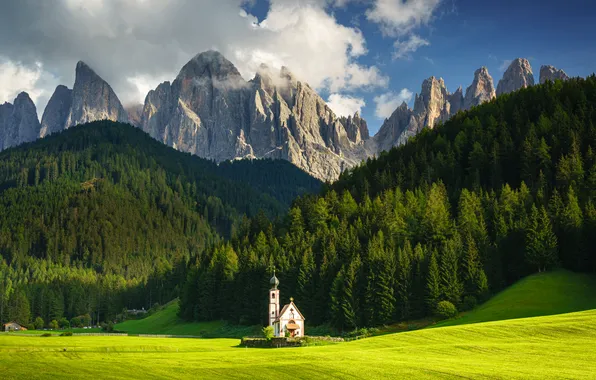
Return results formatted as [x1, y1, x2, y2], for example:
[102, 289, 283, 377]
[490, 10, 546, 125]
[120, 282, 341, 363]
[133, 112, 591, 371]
[40, 85, 72, 137]
[0, 92, 41, 150]
[65, 61, 128, 129]
[496, 58, 534, 96]
[464, 67, 496, 110]
[140, 51, 364, 181]
[539, 65, 569, 84]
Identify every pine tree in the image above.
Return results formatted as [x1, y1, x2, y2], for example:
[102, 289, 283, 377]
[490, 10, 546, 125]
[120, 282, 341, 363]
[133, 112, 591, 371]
[439, 237, 463, 306]
[525, 205, 558, 272]
[462, 232, 480, 296]
[396, 241, 413, 320]
[330, 255, 360, 330]
[425, 250, 440, 312]
[364, 232, 395, 326]
[560, 187, 584, 270]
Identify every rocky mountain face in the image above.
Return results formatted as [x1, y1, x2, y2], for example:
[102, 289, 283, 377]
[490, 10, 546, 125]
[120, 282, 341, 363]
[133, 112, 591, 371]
[372, 76, 467, 153]
[464, 67, 496, 110]
[125, 104, 143, 128]
[496, 58, 535, 96]
[371, 102, 417, 153]
[2, 53, 575, 179]
[39, 61, 128, 139]
[414, 77, 449, 128]
[0, 92, 41, 150]
[40, 85, 72, 137]
[540, 65, 569, 84]
[140, 51, 363, 180]
[65, 61, 128, 129]
[339, 112, 370, 144]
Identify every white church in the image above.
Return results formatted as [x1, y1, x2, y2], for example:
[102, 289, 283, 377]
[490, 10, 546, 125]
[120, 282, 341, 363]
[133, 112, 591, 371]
[268, 272, 305, 337]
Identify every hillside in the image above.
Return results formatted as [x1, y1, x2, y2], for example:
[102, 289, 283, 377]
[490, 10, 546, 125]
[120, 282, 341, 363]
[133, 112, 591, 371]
[115, 300, 260, 338]
[1, 309, 596, 378]
[436, 270, 596, 327]
[0, 121, 320, 326]
[180, 76, 596, 329]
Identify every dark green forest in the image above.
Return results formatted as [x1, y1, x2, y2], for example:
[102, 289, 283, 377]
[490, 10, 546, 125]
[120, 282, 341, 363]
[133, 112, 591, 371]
[0, 122, 320, 327]
[179, 76, 596, 330]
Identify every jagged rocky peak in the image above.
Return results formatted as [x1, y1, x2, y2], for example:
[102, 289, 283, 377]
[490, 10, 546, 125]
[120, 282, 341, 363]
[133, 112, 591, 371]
[414, 76, 449, 128]
[140, 50, 365, 181]
[464, 67, 496, 110]
[448, 86, 464, 115]
[65, 60, 128, 128]
[252, 63, 276, 93]
[496, 58, 535, 96]
[540, 65, 569, 84]
[339, 112, 370, 143]
[0, 92, 41, 151]
[177, 50, 243, 82]
[372, 101, 418, 153]
[141, 81, 173, 140]
[40, 85, 72, 137]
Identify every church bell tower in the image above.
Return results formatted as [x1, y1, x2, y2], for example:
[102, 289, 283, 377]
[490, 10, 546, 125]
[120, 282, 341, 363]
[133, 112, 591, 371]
[269, 270, 280, 327]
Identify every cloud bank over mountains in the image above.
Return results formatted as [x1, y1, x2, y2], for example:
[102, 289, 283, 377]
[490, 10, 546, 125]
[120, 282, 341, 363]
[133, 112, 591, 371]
[0, 0, 444, 121]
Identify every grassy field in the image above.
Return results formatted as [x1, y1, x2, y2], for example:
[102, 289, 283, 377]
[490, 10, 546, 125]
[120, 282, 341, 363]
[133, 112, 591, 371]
[11, 327, 102, 335]
[1, 309, 595, 379]
[115, 300, 261, 338]
[436, 269, 596, 328]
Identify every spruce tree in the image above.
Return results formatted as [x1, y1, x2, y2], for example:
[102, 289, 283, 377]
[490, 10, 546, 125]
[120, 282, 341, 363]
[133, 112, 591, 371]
[396, 241, 413, 320]
[525, 205, 558, 272]
[439, 237, 463, 306]
[425, 250, 440, 312]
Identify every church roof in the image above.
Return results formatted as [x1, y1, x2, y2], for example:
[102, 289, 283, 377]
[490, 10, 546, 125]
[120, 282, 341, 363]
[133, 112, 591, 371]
[276, 301, 305, 321]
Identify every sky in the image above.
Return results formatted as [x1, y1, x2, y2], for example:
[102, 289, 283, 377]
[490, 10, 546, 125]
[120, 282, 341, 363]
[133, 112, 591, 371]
[1, 0, 595, 135]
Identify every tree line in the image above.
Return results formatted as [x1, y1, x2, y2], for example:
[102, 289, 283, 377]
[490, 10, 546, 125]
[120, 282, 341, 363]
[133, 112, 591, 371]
[0, 122, 320, 327]
[179, 76, 596, 330]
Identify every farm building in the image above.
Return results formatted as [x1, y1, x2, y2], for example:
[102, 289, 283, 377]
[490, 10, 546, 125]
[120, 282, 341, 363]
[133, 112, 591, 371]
[3, 322, 27, 331]
[268, 272, 305, 337]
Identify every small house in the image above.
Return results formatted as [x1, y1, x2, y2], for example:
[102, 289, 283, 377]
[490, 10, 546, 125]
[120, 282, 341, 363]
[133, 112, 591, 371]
[3, 322, 27, 331]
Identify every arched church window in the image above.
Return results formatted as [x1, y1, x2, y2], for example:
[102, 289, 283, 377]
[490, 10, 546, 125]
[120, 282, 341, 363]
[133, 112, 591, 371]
[271, 293, 275, 299]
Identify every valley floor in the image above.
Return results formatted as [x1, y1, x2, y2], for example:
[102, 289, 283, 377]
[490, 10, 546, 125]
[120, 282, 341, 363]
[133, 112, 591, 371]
[1, 309, 595, 379]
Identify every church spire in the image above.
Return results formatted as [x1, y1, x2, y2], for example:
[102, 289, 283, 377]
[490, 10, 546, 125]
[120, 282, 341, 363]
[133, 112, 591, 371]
[269, 267, 279, 290]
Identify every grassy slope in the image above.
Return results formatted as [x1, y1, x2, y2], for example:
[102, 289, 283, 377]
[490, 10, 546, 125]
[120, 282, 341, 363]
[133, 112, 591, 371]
[115, 300, 260, 338]
[1, 309, 596, 379]
[436, 269, 596, 328]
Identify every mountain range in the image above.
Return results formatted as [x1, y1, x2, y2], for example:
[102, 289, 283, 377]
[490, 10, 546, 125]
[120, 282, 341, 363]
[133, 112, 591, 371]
[0, 53, 569, 181]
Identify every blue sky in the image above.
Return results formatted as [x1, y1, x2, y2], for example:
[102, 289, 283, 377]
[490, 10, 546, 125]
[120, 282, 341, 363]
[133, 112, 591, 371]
[247, 0, 596, 133]
[1, 0, 595, 135]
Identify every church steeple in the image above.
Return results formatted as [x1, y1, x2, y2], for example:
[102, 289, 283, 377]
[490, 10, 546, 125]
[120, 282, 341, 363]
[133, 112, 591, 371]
[268, 269, 280, 329]
[270, 268, 279, 290]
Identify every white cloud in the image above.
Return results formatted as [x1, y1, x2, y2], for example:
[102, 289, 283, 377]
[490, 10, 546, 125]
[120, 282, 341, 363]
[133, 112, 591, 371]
[0, 59, 59, 112]
[366, 0, 442, 37]
[393, 34, 430, 59]
[0, 0, 389, 112]
[326, 93, 365, 117]
[373, 89, 413, 118]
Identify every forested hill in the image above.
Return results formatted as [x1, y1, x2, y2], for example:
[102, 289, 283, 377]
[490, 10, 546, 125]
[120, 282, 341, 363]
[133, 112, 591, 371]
[0, 121, 320, 325]
[180, 76, 596, 330]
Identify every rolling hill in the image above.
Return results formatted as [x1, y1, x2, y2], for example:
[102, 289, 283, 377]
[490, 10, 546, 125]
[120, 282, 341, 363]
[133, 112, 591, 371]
[435, 269, 596, 327]
[1, 309, 595, 379]
[115, 300, 260, 338]
[0, 121, 321, 325]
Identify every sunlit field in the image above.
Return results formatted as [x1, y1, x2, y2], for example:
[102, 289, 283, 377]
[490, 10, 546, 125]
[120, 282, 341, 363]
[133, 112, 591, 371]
[2, 309, 595, 379]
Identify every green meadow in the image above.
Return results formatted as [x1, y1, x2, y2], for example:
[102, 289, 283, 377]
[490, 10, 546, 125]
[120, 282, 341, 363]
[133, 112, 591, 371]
[1, 309, 596, 379]
[435, 269, 596, 328]
[114, 300, 261, 338]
